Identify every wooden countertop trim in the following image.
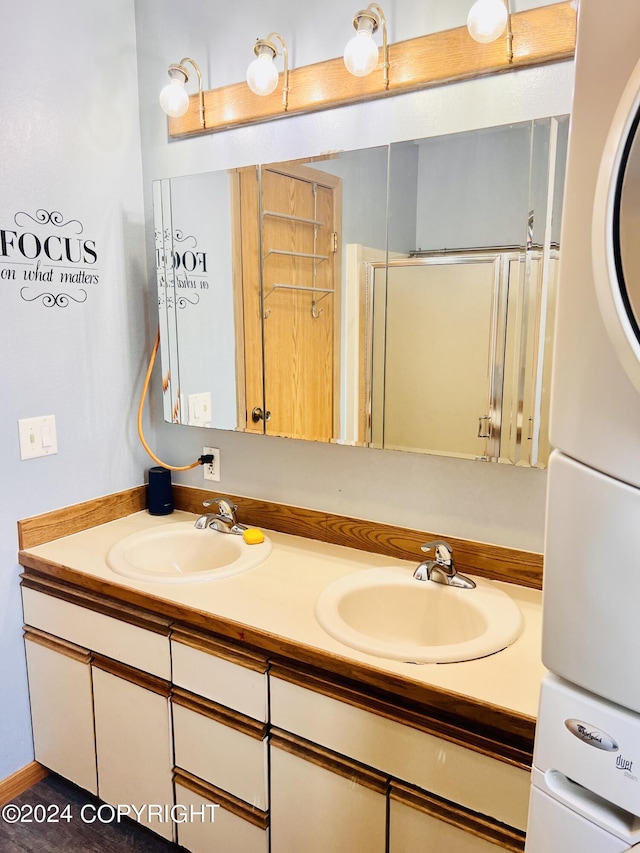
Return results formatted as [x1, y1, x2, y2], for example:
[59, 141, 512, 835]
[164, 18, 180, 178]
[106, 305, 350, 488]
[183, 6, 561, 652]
[19, 560, 535, 764]
[23, 626, 92, 665]
[173, 768, 269, 829]
[270, 663, 531, 770]
[172, 485, 543, 589]
[172, 687, 267, 740]
[21, 572, 172, 636]
[271, 728, 388, 795]
[390, 780, 526, 852]
[17, 486, 147, 549]
[171, 625, 269, 673]
[16, 483, 543, 588]
[92, 654, 171, 698]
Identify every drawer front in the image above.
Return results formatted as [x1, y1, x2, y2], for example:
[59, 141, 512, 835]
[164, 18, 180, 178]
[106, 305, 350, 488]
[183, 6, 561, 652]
[22, 588, 170, 679]
[175, 782, 269, 853]
[270, 739, 386, 853]
[270, 676, 530, 831]
[171, 638, 267, 721]
[173, 701, 268, 810]
[390, 797, 515, 853]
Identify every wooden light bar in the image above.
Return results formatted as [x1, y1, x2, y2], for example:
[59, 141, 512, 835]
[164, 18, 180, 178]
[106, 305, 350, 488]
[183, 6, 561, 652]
[168, 1, 576, 138]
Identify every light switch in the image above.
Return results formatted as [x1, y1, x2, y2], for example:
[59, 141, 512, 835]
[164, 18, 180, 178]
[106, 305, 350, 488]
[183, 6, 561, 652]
[18, 415, 58, 460]
[188, 392, 212, 427]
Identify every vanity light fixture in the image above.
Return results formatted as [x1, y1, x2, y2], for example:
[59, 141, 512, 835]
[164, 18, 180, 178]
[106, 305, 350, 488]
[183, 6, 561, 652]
[467, 0, 513, 62]
[246, 33, 290, 111]
[343, 3, 389, 88]
[159, 57, 205, 126]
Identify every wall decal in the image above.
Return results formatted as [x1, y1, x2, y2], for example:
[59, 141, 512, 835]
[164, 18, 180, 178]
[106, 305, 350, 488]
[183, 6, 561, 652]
[19, 288, 88, 307]
[0, 207, 99, 307]
[156, 228, 209, 312]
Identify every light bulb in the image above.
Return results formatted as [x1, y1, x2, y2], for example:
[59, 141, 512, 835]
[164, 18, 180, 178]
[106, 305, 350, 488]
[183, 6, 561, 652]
[159, 78, 189, 117]
[467, 0, 508, 44]
[344, 30, 379, 77]
[247, 52, 279, 96]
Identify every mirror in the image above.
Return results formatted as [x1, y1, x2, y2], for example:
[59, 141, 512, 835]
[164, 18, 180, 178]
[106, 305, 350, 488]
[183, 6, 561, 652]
[154, 115, 568, 467]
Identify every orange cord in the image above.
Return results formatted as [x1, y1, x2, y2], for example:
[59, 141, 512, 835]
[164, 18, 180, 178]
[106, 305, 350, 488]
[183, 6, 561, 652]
[137, 326, 202, 472]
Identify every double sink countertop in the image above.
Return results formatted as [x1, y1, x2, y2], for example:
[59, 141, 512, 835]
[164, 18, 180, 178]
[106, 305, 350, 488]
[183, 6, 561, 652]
[18, 509, 545, 734]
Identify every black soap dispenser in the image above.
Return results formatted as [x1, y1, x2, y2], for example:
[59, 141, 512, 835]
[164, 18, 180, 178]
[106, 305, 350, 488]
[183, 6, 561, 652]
[147, 466, 174, 515]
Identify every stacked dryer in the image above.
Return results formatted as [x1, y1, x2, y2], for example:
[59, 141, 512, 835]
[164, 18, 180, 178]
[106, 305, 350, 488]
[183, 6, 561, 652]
[526, 1, 640, 850]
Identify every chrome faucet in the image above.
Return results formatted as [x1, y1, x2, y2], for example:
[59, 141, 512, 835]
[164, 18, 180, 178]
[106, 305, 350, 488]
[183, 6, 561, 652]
[413, 540, 476, 589]
[194, 498, 248, 535]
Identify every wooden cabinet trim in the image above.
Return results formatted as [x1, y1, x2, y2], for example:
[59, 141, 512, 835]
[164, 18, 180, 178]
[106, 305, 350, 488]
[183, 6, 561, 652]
[390, 780, 525, 853]
[171, 688, 267, 740]
[171, 626, 268, 673]
[173, 768, 269, 829]
[92, 654, 171, 698]
[21, 573, 172, 636]
[270, 663, 531, 770]
[19, 563, 534, 764]
[271, 728, 388, 795]
[23, 627, 91, 665]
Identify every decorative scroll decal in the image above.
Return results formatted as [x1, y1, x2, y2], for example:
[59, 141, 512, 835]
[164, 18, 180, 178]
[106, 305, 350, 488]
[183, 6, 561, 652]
[20, 288, 89, 307]
[176, 293, 200, 308]
[14, 209, 83, 234]
[156, 228, 209, 312]
[1, 207, 99, 307]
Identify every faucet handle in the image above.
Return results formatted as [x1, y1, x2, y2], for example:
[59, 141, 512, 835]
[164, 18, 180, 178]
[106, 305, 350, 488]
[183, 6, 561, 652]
[203, 497, 238, 518]
[420, 540, 454, 569]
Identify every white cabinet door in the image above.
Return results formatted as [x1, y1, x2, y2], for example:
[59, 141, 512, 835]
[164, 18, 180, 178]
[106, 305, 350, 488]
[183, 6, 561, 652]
[92, 662, 174, 841]
[270, 731, 387, 853]
[24, 630, 97, 794]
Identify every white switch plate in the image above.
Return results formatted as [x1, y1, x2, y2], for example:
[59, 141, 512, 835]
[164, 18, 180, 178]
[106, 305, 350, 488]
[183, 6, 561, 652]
[203, 446, 220, 482]
[188, 392, 212, 427]
[18, 415, 58, 460]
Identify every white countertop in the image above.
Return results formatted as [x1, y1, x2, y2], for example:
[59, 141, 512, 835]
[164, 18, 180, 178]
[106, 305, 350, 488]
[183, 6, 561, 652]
[21, 510, 545, 721]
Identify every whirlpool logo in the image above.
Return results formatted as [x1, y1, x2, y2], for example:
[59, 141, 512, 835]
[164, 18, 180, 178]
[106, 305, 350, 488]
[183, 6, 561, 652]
[564, 719, 619, 751]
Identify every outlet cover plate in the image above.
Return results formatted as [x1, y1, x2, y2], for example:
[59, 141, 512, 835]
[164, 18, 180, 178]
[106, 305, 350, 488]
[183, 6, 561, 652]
[203, 446, 220, 482]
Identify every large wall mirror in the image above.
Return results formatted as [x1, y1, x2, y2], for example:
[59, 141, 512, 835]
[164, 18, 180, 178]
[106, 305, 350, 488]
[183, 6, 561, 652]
[154, 114, 569, 467]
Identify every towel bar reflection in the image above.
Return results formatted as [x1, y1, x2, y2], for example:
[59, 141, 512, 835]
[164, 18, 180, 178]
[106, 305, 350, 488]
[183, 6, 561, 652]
[263, 282, 334, 319]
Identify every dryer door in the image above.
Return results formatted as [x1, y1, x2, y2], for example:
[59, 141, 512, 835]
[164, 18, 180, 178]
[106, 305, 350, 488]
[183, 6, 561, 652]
[593, 55, 640, 393]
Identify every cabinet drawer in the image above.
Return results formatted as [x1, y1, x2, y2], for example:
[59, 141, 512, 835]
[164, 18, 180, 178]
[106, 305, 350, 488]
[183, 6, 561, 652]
[173, 690, 268, 810]
[171, 628, 268, 721]
[175, 771, 268, 853]
[389, 782, 525, 852]
[22, 586, 170, 679]
[270, 674, 530, 831]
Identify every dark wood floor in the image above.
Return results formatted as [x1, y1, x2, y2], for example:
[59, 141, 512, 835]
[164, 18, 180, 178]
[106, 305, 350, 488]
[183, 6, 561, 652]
[0, 774, 182, 852]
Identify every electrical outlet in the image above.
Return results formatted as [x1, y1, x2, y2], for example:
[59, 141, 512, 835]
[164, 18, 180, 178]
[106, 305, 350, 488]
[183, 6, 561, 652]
[203, 446, 220, 482]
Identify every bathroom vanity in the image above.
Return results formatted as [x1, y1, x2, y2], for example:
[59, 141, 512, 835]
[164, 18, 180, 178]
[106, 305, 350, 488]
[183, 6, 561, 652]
[17, 488, 543, 852]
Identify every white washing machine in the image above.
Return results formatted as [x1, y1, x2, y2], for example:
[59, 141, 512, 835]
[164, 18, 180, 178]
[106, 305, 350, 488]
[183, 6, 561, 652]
[527, 675, 640, 853]
[527, 0, 640, 848]
[542, 0, 640, 711]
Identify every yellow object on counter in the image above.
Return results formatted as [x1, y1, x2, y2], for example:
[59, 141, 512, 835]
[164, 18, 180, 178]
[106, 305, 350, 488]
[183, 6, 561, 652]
[242, 527, 265, 545]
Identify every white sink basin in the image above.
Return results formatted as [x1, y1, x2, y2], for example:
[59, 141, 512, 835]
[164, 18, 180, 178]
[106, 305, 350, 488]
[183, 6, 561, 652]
[106, 522, 271, 584]
[315, 566, 522, 663]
